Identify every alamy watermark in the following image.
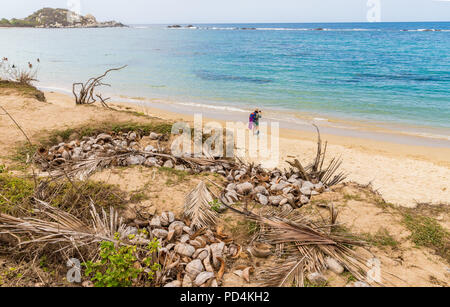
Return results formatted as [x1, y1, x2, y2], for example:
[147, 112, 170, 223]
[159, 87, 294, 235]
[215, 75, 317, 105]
[170, 114, 280, 169]
[67, 0, 82, 23]
[66, 258, 81, 283]
[367, 0, 381, 22]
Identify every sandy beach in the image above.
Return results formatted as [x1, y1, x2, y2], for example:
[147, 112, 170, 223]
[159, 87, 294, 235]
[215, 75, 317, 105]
[104, 94, 450, 208]
[1, 90, 448, 208]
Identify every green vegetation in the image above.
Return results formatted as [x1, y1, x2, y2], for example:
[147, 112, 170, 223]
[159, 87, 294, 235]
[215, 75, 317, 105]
[129, 191, 149, 203]
[343, 193, 364, 202]
[403, 213, 449, 261]
[0, 173, 34, 214]
[231, 219, 260, 237]
[209, 199, 222, 213]
[158, 167, 189, 186]
[0, 18, 37, 27]
[44, 180, 127, 216]
[343, 271, 357, 283]
[0, 81, 46, 101]
[83, 237, 161, 287]
[43, 121, 173, 147]
[304, 279, 328, 287]
[362, 228, 399, 248]
[0, 168, 127, 220]
[11, 143, 38, 166]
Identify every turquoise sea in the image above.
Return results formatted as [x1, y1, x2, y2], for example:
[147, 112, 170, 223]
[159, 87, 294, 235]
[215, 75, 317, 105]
[0, 22, 449, 141]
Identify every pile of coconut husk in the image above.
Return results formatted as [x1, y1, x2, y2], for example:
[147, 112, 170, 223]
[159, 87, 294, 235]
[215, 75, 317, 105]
[34, 127, 346, 212]
[148, 213, 240, 287]
[0, 182, 241, 287]
[220, 202, 385, 287]
[34, 130, 236, 180]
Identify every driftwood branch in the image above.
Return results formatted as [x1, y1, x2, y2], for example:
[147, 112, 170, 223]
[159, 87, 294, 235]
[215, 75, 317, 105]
[72, 65, 127, 107]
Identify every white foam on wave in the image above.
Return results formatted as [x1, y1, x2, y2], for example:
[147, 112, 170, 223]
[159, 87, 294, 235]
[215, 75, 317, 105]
[177, 102, 249, 113]
[399, 131, 450, 142]
[403, 29, 449, 32]
[38, 85, 73, 94]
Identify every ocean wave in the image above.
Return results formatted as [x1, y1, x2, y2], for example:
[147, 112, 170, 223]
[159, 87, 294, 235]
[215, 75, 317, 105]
[399, 131, 450, 141]
[401, 29, 450, 32]
[166, 26, 378, 32]
[37, 85, 73, 94]
[177, 102, 249, 113]
[195, 70, 272, 84]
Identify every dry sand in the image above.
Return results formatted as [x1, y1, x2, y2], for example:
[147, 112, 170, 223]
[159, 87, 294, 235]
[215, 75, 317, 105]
[0, 90, 449, 207]
[1, 89, 449, 287]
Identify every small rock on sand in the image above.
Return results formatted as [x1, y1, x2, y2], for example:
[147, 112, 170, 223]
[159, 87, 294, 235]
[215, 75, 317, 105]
[307, 272, 327, 285]
[325, 257, 344, 274]
[163, 160, 174, 168]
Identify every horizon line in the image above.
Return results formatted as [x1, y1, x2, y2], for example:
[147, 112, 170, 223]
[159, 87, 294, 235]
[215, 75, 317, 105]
[125, 20, 450, 25]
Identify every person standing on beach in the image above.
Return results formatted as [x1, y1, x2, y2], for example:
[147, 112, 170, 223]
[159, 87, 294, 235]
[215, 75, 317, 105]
[249, 109, 262, 136]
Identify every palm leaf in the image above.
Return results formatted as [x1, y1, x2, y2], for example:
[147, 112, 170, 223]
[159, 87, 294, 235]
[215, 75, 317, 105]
[183, 181, 218, 230]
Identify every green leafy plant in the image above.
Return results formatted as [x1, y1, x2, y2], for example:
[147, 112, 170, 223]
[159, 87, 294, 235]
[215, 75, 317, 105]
[83, 237, 161, 287]
[209, 199, 222, 213]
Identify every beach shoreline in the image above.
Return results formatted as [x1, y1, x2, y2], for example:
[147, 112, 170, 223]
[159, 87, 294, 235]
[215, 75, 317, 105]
[45, 90, 450, 167]
[35, 90, 449, 207]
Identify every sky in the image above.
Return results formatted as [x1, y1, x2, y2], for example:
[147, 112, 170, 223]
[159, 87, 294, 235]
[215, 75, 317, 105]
[1, 0, 450, 24]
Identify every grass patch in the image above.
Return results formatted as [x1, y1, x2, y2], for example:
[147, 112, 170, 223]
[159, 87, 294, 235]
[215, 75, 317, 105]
[403, 213, 449, 262]
[342, 271, 357, 283]
[230, 219, 260, 238]
[0, 171, 128, 219]
[343, 193, 364, 202]
[129, 191, 149, 203]
[0, 173, 34, 215]
[0, 80, 45, 102]
[361, 228, 399, 249]
[41, 180, 128, 221]
[11, 143, 37, 166]
[158, 167, 189, 186]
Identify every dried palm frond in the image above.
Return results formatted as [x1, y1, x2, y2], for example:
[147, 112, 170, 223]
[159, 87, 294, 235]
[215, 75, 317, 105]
[221, 202, 381, 287]
[287, 125, 347, 187]
[259, 257, 306, 287]
[183, 182, 218, 230]
[35, 147, 235, 181]
[0, 198, 128, 257]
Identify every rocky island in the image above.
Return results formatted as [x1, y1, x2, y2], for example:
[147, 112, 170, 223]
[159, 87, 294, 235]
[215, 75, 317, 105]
[0, 7, 125, 28]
